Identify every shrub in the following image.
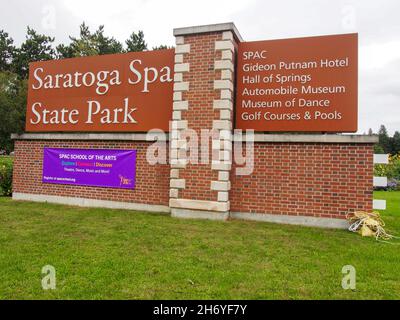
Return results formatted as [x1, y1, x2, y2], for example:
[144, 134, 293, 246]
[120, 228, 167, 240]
[374, 153, 400, 180]
[387, 179, 399, 191]
[0, 156, 13, 196]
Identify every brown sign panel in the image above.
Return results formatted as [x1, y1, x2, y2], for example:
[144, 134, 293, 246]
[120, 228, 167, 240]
[26, 49, 174, 132]
[235, 34, 358, 132]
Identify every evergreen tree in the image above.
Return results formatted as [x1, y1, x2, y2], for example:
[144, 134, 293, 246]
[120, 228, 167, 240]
[152, 45, 171, 50]
[392, 131, 400, 155]
[57, 23, 123, 58]
[0, 30, 15, 72]
[126, 31, 147, 52]
[368, 128, 373, 135]
[13, 27, 55, 79]
[374, 144, 385, 154]
[0, 72, 26, 152]
[95, 25, 123, 55]
[378, 125, 391, 154]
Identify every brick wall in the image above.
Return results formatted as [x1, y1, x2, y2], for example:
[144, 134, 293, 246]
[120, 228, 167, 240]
[12, 139, 375, 221]
[230, 142, 374, 219]
[179, 32, 222, 201]
[13, 140, 170, 206]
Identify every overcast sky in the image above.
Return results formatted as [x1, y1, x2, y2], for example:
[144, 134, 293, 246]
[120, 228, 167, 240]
[1, 0, 399, 134]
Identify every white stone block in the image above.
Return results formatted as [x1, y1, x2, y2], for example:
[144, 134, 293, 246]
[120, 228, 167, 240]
[213, 120, 232, 130]
[175, 36, 185, 45]
[220, 90, 232, 100]
[222, 31, 234, 41]
[174, 54, 184, 64]
[218, 171, 230, 181]
[212, 140, 220, 150]
[173, 92, 182, 101]
[373, 177, 387, 187]
[219, 150, 232, 161]
[170, 188, 179, 198]
[213, 99, 233, 110]
[374, 154, 389, 164]
[174, 82, 189, 92]
[173, 100, 189, 111]
[373, 199, 386, 210]
[215, 60, 234, 71]
[212, 162, 232, 171]
[219, 130, 233, 140]
[214, 80, 233, 91]
[175, 44, 190, 54]
[174, 73, 183, 82]
[221, 69, 233, 80]
[170, 160, 187, 169]
[218, 191, 229, 202]
[171, 139, 187, 149]
[170, 179, 186, 189]
[212, 139, 233, 151]
[170, 130, 180, 140]
[211, 181, 231, 191]
[172, 120, 188, 130]
[175, 63, 190, 73]
[221, 50, 233, 61]
[169, 198, 229, 212]
[170, 169, 180, 179]
[220, 109, 231, 120]
[215, 40, 234, 51]
[170, 149, 178, 160]
[172, 111, 181, 120]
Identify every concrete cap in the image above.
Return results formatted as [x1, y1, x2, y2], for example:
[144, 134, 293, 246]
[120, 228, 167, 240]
[11, 132, 168, 141]
[174, 22, 243, 42]
[233, 133, 379, 144]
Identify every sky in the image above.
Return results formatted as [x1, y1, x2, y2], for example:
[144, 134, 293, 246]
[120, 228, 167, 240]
[1, 0, 399, 134]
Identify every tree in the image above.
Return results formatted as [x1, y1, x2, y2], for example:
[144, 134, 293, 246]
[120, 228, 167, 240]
[374, 144, 385, 154]
[126, 30, 147, 52]
[378, 125, 391, 154]
[368, 128, 373, 135]
[55, 43, 75, 59]
[0, 72, 26, 152]
[57, 23, 123, 58]
[392, 131, 400, 155]
[0, 30, 15, 72]
[13, 27, 55, 79]
[95, 25, 123, 55]
[152, 45, 172, 50]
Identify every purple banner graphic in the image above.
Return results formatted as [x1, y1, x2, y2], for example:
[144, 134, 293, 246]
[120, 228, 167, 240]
[42, 148, 136, 189]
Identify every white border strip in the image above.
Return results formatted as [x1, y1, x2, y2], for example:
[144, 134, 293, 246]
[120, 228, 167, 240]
[373, 177, 388, 187]
[171, 208, 229, 221]
[373, 154, 389, 164]
[373, 199, 386, 210]
[231, 212, 349, 229]
[12, 193, 171, 213]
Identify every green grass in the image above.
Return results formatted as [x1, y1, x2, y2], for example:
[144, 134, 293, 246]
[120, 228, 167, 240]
[0, 192, 399, 300]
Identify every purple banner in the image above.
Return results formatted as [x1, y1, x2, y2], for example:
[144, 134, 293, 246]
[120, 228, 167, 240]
[42, 148, 136, 189]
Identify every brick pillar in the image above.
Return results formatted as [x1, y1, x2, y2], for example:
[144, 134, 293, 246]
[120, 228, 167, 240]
[169, 23, 242, 220]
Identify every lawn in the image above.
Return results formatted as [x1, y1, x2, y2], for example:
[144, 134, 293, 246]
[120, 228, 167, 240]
[0, 192, 399, 300]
